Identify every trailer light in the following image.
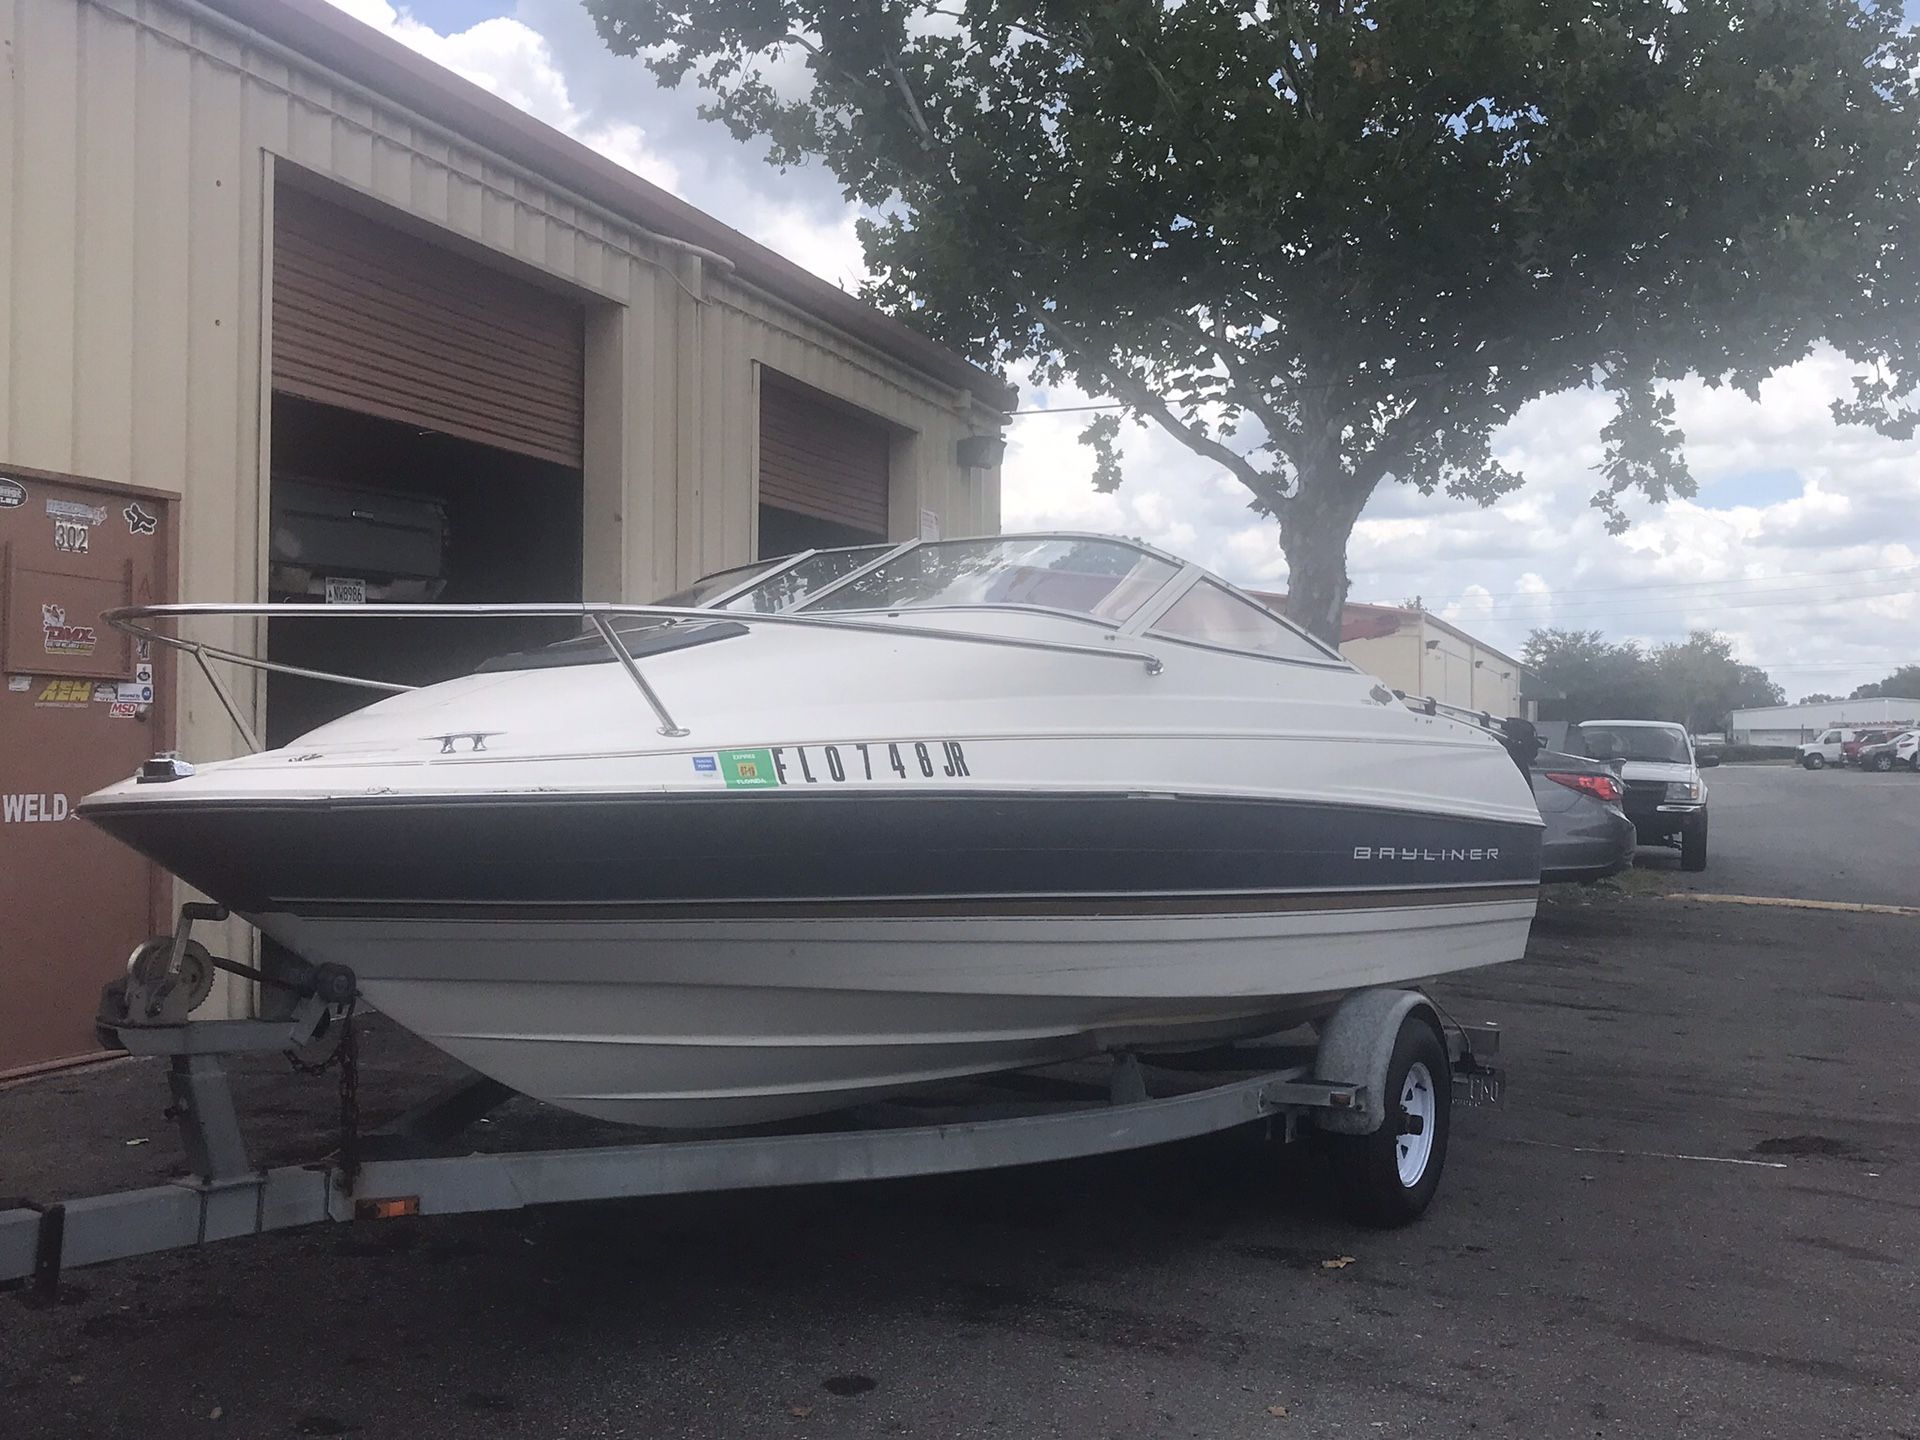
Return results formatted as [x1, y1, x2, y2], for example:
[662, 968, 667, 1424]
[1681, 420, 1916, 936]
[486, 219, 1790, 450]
[1545, 771, 1622, 805]
[355, 1197, 421, 1220]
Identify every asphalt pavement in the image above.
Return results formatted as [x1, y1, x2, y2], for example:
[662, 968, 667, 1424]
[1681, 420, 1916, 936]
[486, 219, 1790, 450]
[2, 765, 1915, 1439]
[1659, 762, 1919, 907]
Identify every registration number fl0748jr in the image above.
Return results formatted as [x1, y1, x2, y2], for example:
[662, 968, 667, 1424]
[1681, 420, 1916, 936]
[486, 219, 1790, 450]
[694, 741, 971, 790]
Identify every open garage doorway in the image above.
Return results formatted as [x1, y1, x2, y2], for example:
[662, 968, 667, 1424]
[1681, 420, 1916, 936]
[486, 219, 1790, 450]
[266, 180, 587, 746]
[265, 396, 582, 745]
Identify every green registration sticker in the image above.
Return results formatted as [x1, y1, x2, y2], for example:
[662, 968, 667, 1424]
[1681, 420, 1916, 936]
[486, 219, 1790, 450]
[719, 747, 781, 789]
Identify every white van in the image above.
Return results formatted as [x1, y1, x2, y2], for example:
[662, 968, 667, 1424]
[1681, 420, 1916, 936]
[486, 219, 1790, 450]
[1799, 728, 1876, 769]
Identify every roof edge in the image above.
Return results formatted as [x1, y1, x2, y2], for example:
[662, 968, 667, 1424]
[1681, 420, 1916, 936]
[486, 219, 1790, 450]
[193, 0, 1017, 414]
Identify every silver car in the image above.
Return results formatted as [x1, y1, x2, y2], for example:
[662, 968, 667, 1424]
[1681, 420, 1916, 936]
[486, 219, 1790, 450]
[1531, 749, 1637, 883]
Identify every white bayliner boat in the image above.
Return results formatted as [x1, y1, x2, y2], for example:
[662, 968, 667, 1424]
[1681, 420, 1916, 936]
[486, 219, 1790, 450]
[81, 534, 1542, 1127]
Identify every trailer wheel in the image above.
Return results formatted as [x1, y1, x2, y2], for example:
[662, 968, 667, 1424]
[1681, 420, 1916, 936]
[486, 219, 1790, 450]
[1326, 1016, 1450, 1227]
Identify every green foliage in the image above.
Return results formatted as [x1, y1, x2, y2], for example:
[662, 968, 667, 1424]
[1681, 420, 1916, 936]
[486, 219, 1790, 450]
[585, 0, 1920, 638]
[1525, 626, 1782, 731]
[1850, 664, 1920, 699]
[1798, 692, 1840, 705]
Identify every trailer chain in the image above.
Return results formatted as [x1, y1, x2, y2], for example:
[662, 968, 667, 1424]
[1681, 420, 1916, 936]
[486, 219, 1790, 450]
[282, 1002, 361, 1191]
[337, 1013, 360, 1193]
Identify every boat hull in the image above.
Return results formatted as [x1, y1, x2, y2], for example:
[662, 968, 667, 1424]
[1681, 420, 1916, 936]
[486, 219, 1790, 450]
[257, 892, 1535, 1126]
[83, 786, 1539, 1125]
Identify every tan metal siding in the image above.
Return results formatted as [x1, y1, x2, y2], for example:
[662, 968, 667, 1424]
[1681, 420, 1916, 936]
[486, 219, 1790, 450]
[272, 185, 584, 466]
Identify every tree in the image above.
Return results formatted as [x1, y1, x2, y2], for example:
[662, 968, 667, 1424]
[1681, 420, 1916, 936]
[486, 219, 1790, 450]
[1851, 664, 1920, 699]
[586, 0, 1920, 641]
[1522, 629, 1662, 723]
[1799, 692, 1840, 705]
[1648, 631, 1784, 734]
[1523, 626, 1780, 729]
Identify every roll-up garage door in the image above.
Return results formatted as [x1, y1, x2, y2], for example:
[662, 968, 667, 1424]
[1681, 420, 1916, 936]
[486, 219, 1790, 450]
[758, 372, 890, 537]
[273, 186, 584, 467]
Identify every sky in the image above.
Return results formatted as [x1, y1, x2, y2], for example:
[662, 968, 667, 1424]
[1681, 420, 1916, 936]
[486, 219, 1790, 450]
[324, 0, 1920, 706]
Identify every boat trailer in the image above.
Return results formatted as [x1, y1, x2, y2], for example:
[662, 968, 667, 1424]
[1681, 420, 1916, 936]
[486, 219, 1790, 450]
[2, 910, 1502, 1293]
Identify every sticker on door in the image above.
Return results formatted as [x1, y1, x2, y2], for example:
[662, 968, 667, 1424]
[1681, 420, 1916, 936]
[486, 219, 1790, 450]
[41, 604, 98, 656]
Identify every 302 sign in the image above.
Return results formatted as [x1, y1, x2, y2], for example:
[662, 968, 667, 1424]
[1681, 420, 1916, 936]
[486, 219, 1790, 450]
[53, 520, 90, 554]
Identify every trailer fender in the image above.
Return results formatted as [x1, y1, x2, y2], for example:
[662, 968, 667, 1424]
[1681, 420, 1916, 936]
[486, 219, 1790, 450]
[1310, 988, 1441, 1136]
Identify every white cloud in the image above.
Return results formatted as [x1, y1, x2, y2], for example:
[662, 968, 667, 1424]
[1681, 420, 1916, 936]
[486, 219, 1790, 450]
[1004, 351, 1920, 701]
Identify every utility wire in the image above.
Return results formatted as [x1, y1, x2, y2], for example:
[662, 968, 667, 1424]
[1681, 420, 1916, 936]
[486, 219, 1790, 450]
[1374, 562, 1920, 605]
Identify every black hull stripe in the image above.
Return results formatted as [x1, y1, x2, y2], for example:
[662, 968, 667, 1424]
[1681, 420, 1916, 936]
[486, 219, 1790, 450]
[83, 789, 1543, 912]
[269, 883, 1539, 923]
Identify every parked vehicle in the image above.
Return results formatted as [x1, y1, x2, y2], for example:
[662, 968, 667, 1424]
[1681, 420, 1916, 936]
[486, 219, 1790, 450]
[1531, 750, 1636, 883]
[1840, 729, 1905, 767]
[1799, 727, 1878, 769]
[1859, 729, 1920, 772]
[1566, 720, 1717, 872]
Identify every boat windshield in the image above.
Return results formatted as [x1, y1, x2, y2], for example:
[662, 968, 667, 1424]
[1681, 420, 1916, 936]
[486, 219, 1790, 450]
[802, 537, 1177, 622]
[1573, 725, 1691, 764]
[714, 545, 894, 614]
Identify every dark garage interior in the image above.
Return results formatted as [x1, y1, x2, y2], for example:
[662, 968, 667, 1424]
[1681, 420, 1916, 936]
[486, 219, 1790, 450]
[265, 394, 583, 746]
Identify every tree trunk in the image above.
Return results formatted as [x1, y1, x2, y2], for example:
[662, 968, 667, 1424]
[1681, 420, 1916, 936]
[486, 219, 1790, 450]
[1278, 480, 1368, 646]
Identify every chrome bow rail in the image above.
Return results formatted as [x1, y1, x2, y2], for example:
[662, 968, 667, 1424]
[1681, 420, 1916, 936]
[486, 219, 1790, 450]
[104, 601, 1166, 752]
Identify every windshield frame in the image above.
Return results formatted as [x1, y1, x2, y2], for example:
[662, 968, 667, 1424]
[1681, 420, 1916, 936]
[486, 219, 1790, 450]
[1571, 722, 1694, 765]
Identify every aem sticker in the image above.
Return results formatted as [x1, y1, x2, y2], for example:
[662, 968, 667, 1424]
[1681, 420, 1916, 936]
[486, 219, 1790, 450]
[37, 679, 94, 706]
[41, 603, 97, 656]
[0, 477, 25, 509]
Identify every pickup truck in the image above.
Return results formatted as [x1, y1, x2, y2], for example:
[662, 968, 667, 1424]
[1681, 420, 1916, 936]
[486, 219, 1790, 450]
[1566, 719, 1717, 871]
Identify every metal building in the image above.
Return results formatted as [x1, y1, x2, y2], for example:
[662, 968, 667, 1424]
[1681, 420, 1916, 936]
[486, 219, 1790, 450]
[1728, 698, 1920, 747]
[0, 0, 1012, 1073]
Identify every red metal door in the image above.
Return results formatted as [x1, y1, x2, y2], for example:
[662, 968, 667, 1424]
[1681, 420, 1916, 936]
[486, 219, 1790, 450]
[0, 468, 173, 1076]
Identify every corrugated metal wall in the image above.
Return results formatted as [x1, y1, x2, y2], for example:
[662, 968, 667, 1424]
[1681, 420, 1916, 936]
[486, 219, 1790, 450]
[0, 0, 1004, 1014]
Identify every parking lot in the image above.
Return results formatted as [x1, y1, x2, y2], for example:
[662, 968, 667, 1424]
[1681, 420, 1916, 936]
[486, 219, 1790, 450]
[3, 764, 1916, 1440]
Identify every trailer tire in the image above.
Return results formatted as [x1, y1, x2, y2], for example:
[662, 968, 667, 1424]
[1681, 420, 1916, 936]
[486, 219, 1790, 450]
[1325, 1015, 1450, 1228]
